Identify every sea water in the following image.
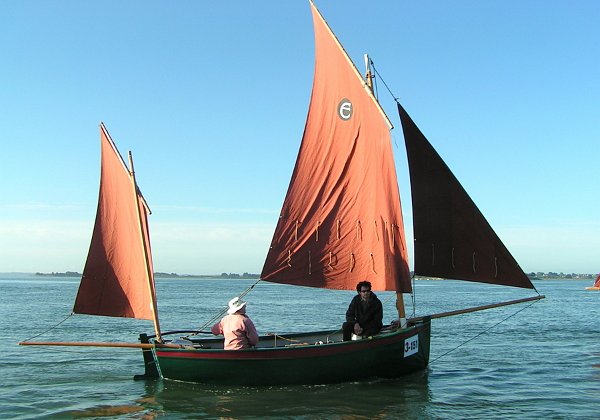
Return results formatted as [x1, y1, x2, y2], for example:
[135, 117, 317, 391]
[1, 274, 598, 419]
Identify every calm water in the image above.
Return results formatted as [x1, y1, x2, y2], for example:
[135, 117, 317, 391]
[1, 274, 598, 419]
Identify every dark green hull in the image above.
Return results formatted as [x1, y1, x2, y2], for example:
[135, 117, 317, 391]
[151, 319, 430, 386]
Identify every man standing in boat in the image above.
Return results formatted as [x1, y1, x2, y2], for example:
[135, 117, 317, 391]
[211, 297, 259, 350]
[342, 281, 383, 341]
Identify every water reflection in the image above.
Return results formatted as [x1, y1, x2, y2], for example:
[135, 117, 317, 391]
[66, 404, 146, 418]
[136, 370, 432, 418]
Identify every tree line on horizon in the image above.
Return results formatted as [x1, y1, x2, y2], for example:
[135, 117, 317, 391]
[34, 271, 596, 279]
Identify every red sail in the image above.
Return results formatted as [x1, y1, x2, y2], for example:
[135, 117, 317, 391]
[73, 124, 157, 319]
[260, 4, 411, 292]
[594, 274, 600, 288]
[398, 103, 535, 289]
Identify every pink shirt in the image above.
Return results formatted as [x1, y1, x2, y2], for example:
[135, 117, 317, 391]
[211, 314, 259, 350]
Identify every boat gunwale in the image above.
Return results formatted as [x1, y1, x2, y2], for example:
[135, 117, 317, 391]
[153, 322, 427, 360]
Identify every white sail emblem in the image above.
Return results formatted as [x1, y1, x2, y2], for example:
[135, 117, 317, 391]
[337, 98, 353, 120]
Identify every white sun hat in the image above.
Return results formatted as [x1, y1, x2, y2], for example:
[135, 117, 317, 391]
[227, 297, 247, 315]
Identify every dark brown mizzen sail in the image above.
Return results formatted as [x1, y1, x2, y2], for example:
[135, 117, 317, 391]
[397, 103, 535, 289]
[73, 123, 160, 320]
[260, 3, 412, 293]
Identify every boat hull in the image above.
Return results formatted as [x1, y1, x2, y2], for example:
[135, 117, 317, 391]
[152, 319, 430, 385]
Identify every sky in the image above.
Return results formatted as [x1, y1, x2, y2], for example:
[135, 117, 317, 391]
[1, 1, 598, 276]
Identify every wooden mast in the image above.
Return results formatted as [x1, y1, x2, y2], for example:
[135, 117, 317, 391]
[364, 54, 374, 92]
[128, 151, 162, 342]
[364, 54, 407, 328]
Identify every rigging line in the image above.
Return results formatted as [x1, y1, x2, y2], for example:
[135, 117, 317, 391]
[380, 291, 397, 306]
[266, 333, 307, 344]
[369, 58, 399, 102]
[429, 298, 541, 364]
[21, 313, 74, 342]
[402, 274, 417, 320]
[410, 274, 417, 319]
[193, 279, 262, 334]
[381, 290, 415, 320]
[529, 276, 542, 295]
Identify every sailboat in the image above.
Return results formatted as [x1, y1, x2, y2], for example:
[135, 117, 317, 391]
[74, 123, 160, 334]
[20, 122, 174, 349]
[585, 274, 600, 290]
[141, 1, 544, 385]
[21, 1, 544, 386]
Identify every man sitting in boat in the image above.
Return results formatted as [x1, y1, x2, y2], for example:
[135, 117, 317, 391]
[211, 297, 259, 350]
[342, 281, 383, 341]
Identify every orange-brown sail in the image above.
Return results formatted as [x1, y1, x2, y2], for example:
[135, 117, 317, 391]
[73, 123, 158, 319]
[397, 103, 535, 289]
[260, 3, 411, 292]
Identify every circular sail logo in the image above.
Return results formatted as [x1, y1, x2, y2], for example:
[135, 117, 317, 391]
[337, 98, 353, 121]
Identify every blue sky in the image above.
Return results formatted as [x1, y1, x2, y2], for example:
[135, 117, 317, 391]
[1, 1, 598, 275]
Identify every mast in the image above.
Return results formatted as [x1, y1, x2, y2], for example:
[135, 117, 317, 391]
[364, 53, 407, 328]
[128, 152, 162, 342]
[364, 54, 374, 91]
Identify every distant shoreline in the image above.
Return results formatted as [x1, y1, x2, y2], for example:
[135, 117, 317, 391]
[29, 271, 597, 280]
[35, 271, 81, 277]
[33, 271, 261, 279]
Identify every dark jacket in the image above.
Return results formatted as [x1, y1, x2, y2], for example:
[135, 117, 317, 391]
[345, 292, 383, 334]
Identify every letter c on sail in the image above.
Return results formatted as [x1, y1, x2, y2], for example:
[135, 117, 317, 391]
[338, 98, 353, 121]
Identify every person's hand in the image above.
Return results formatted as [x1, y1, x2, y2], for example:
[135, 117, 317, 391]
[353, 323, 363, 335]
